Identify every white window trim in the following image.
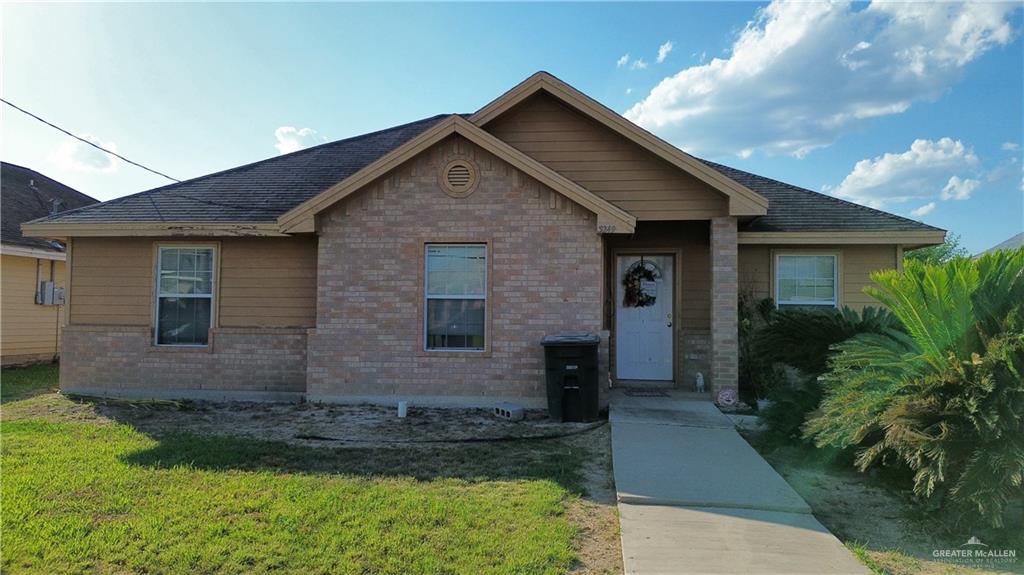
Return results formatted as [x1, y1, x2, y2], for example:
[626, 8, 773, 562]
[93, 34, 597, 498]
[423, 243, 487, 352]
[774, 252, 839, 308]
[154, 244, 217, 347]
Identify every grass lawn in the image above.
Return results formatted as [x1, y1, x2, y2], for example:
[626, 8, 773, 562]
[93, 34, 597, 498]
[1, 366, 617, 575]
[0, 363, 59, 403]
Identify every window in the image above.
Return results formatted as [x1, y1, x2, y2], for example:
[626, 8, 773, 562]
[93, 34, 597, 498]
[775, 254, 837, 309]
[425, 244, 486, 351]
[156, 246, 215, 346]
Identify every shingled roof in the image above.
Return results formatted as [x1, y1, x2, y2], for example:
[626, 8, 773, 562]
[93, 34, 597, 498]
[2, 162, 98, 252]
[30, 114, 449, 224]
[27, 114, 939, 236]
[702, 161, 943, 233]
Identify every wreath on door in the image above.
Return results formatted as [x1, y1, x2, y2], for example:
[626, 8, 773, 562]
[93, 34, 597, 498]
[622, 259, 661, 308]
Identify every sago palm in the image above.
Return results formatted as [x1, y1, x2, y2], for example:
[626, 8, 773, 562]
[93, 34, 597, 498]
[805, 248, 1024, 529]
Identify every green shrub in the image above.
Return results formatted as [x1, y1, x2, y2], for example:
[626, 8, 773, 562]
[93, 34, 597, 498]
[805, 248, 1024, 529]
[754, 306, 902, 375]
[738, 294, 783, 402]
[754, 306, 902, 439]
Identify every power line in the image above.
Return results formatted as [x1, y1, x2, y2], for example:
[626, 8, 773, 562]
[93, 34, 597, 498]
[1, 98, 181, 183]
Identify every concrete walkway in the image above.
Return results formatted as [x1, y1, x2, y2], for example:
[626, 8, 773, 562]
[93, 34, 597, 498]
[610, 389, 868, 575]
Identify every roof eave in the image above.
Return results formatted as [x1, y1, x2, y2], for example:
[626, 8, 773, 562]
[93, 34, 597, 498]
[738, 229, 946, 249]
[20, 221, 290, 239]
[0, 242, 66, 260]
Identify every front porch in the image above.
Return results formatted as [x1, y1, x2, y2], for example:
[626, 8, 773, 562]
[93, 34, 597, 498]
[603, 218, 738, 398]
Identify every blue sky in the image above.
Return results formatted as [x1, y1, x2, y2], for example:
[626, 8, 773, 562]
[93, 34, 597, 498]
[2, 2, 1021, 253]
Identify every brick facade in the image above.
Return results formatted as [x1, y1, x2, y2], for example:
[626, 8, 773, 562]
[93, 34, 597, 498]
[709, 216, 739, 395]
[306, 135, 606, 407]
[61, 325, 307, 401]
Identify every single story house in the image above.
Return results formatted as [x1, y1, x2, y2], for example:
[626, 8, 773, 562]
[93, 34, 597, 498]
[2, 162, 98, 365]
[23, 72, 945, 406]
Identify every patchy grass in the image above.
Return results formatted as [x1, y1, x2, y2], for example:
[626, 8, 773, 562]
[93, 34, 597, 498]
[1, 368, 622, 575]
[1, 364, 58, 403]
[746, 432, 1023, 575]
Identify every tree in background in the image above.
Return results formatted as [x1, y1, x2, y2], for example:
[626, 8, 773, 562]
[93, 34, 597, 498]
[904, 233, 969, 265]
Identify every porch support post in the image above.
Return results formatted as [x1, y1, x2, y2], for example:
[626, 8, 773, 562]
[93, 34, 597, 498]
[710, 216, 739, 397]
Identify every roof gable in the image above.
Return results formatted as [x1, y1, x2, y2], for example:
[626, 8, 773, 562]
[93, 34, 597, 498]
[484, 91, 730, 221]
[278, 115, 636, 234]
[470, 72, 769, 217]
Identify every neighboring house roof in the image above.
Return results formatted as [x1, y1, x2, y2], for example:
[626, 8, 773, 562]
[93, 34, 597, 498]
[21, 72, 944, 246]
[1, 162, 97, 252]
[980, 232, 1024, 255]
[703, 161, 943, 233]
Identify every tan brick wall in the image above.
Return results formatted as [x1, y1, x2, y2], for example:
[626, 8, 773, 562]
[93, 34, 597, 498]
[307, 135, 605, 407]
[710, 217, 738, 395]
[60, 325, 307, 401]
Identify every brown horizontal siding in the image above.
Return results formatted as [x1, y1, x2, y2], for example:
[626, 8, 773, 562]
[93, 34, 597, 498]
[69, 236, 318, 329]
[842, 246, 897, 310]
[70, 238, 152, 326]
[218, 237, 317, 327]
[738, 244, 898, 311]
[486, 93, 728, 221]
[1, 255, 63, 361]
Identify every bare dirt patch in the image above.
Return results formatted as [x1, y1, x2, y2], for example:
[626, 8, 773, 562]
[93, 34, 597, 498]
[4, 393, 599, 447]
[565, 425, 623, 575]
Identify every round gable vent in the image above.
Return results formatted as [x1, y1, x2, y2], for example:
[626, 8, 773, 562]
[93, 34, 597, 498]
[440, 159, 479, 197]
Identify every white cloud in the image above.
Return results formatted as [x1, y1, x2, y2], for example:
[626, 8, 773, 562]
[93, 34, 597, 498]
[625, 1, 1017, 158]
[828, 138, 979, 208]
[940, 175, 980, 200]
[1002, 141, 1021, 151]
[657, 41, 674, 63]
[625, 87, 633, 95]
[910, 201, 936, 217]
[630, 58, 648, 70]
[50, 134, 118, 173]
[274, 126, 324, 155]
[617, 54, 630, 68]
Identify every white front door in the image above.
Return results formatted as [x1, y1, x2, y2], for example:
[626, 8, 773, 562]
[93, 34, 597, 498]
[615, 254, 674, 381]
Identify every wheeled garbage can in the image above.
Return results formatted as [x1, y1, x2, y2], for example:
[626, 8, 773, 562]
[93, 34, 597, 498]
[541, 333, 600, 422]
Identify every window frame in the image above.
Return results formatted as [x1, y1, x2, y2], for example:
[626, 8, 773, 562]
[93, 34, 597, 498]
[423, 243, 488, 352]
[153, 243, 218, 347]
[773, 251, 839, 309]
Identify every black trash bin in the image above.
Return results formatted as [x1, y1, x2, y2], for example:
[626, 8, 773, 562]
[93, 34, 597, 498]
[541, 333, 600, 422]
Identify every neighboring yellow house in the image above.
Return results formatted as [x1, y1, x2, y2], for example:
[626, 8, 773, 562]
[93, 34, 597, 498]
[1, 162, 97, 365]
